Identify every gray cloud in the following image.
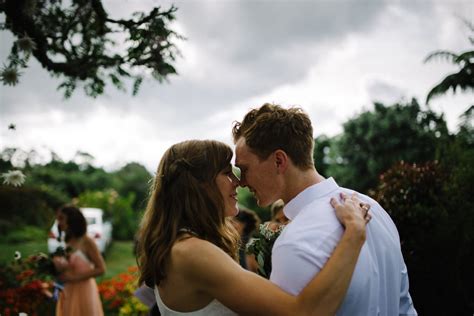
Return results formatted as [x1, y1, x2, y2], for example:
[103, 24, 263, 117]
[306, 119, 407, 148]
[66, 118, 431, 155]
[1, 0, 471, 169]
[366, 80, 407, 105]
[0, 0, 395, 122]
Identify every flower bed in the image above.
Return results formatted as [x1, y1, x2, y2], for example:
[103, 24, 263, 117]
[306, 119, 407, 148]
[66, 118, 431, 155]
[0, 253, 55, 315]
[98, 266, 149, 316]
[0, 251, 148, 316]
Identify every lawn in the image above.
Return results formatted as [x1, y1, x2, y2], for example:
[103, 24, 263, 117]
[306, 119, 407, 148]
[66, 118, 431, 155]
[98, 240, 137, 281]
[0, 240, 137, 281]
[0, 240, 47, 264]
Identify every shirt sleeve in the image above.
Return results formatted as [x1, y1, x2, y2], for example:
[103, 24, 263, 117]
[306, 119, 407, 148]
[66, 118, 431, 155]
[270, 243, 325, 296]
[399, 261, 418, 315]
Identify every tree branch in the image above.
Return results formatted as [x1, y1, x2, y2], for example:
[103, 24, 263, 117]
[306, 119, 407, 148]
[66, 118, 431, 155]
[1, 0, 181, 98]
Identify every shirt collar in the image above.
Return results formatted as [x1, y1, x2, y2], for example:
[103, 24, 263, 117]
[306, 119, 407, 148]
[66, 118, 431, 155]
[283, 177, 339, 220]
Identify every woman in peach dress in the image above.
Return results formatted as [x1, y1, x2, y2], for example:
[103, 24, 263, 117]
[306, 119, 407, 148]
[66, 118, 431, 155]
[54, 205, 106, 316]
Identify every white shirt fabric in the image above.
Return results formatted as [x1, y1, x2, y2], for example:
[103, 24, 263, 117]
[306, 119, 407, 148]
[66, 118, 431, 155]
[270, 177, 417, 316]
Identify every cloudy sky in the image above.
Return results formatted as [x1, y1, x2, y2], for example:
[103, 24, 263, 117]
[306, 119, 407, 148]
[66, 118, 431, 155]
[1, 0, 473, 172]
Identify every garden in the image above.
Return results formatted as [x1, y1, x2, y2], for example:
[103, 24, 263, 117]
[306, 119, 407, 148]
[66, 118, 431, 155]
[1, 100, 472, 315]
[1, 1, 473, 315]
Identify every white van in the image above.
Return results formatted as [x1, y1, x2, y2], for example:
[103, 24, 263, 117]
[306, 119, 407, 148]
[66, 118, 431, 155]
[47, 207, 113, 255]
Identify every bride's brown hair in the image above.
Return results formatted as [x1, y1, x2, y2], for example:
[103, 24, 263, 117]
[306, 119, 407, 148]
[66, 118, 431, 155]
[137, 140, 239, 287]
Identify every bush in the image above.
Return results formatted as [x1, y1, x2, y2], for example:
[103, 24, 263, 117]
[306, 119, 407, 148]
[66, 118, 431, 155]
[1, 226, 47, 243]
[77, 190, 138, 240]
[326, 99, 449, 192]
[371, 159, 473, 315]
[0, 186, 67, 234]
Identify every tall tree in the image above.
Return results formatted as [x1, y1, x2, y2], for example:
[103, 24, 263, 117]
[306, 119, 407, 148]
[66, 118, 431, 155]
[312, 134, 333, 178]
[0, 0, 182, 98]
[326, 99, 450, 192]
[425, 19, 474, 103]
[111, 162, 152, 211]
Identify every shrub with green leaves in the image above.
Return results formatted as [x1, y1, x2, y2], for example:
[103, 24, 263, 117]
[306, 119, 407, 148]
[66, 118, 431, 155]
[77, 190, 138, 240]
[371, 158, 473, 315]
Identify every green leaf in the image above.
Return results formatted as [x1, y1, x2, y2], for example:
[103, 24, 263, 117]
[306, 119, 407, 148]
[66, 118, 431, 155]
[132, 77, 143, 96]
[257, 252, 265, 267]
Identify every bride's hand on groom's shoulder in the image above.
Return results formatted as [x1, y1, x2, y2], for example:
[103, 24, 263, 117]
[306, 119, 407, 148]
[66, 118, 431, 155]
[330, 192, 371, 233]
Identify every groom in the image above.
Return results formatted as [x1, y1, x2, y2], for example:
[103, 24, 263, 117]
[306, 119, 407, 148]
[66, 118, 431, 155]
[232, 103, 417, 315]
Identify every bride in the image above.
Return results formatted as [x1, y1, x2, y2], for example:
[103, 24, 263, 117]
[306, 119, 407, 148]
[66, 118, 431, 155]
[137, 140, 370, 316]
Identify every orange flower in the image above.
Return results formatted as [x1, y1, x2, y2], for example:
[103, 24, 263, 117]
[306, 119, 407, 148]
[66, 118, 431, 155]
[16, 269, 34, 281]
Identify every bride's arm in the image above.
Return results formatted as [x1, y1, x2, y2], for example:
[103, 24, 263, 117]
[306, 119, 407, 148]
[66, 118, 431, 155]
[296, 194, 368, 315]
[179, 195, 368, 316]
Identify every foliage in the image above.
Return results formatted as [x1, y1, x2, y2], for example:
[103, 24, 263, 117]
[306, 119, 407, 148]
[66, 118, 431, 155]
[313, 134, 337, 177]
[425, 19, 474, 103]
[25, 157, 114, 198]
[112, 162, 153, 211]
[1, 225, 47, 243]
[0, 185, 66, 235]
[0, 0, 182, 98]
[0, 253, 55, 315]
[0, 147, 151, 240]
[76, 189, 137, 240]
[456, 105, 474, 146]
[371, 149, 474, 315]
[371, 161, 447, 252]
[246, 222, 285, 278]
[322, 99, 449, 192]
[98, 266, 148, 316]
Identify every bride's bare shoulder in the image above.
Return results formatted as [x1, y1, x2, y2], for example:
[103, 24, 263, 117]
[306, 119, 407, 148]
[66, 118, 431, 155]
[172, 236, 229, 267]
[173, 236, 214, 256]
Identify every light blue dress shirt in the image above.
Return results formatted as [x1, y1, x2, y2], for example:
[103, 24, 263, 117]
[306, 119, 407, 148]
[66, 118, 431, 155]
[270, 178, 417, 316]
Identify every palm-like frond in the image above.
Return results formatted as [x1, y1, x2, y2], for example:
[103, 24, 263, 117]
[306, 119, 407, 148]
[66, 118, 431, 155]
[426, 64, 474, 103]
[424, 50, 459, 64]
[455, 50, 474, 64]
[425, 18, 474, 104]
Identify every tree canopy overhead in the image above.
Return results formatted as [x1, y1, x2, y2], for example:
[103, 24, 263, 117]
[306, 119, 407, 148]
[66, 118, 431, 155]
[0, 0, 182, 98]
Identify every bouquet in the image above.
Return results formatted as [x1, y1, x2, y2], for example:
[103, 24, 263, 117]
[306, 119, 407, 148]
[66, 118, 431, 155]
[246, 222, 285, 278]
[38, 246, 73, 276]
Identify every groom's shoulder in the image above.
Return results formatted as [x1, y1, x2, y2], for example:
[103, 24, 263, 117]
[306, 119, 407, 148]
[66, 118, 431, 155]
[275, 208, 343, 251]
[338, 186, 384, 209]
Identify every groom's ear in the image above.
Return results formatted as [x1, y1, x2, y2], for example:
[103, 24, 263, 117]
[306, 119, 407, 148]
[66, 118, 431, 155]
[274, 150, 288, 174]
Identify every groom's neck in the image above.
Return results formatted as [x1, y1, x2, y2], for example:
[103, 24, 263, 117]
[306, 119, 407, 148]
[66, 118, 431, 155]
[282, 167, 325, 204]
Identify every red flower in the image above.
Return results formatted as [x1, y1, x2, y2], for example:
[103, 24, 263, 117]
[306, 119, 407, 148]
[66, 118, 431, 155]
[111, 298, 123, 308]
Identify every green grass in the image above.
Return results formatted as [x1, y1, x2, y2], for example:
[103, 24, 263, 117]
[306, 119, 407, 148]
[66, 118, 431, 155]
[98, 241, 137, 282]
[0, 240, 137, 281]
[0, 240, 48, 264]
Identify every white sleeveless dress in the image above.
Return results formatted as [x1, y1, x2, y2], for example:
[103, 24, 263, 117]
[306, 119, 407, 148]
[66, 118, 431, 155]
[154, 287, 237, 316]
